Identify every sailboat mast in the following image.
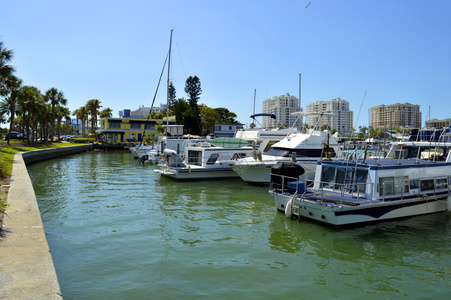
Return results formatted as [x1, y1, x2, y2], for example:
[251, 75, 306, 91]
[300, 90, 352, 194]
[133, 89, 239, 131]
[166, 29, 173, 132]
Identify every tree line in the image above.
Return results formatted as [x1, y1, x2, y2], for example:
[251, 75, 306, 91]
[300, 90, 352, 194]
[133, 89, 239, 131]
[0, 41, 112, 144]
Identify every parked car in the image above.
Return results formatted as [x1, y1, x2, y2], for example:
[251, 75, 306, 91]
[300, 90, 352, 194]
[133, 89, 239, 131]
[2, 132, 23, 140]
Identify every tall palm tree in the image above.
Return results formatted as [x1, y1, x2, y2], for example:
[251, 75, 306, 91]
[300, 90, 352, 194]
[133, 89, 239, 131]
[0, 41, 15, 92]
[86, 99, 102, 133]
[44, 87, 67, 143]
[0, 75, 22, 145]
[77, 106, 89, 137]
[55, 106, 71, 141]
[17, 86, 42, 144]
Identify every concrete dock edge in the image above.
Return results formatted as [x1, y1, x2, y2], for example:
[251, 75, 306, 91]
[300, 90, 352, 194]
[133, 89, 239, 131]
[0, 144, 94, 299]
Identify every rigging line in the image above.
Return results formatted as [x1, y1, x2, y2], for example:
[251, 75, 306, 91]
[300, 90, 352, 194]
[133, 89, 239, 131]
[173, 32, 187, 80]
[345, 90, 366, 151]
[142, 51, 169, 140]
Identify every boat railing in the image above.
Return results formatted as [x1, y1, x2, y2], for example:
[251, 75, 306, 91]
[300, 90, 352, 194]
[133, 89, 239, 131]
[316, 180, 373, 204]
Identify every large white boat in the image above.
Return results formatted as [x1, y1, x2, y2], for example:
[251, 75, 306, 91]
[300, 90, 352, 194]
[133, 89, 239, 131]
[154, 138, 253, 180]
[228, 112, 342, 184]
[229, 129, 341, 184]
[269, 156, 451, 227]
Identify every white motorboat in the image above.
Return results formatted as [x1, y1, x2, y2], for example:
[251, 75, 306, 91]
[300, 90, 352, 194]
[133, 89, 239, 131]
[269, 156, 451, 227]
[228, 112, 341, 184]
[154, 138, 253, 180]
[229, 129, 341, 184]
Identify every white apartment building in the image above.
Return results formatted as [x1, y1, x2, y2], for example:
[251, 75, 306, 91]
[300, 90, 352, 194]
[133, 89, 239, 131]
[306, 98, 354, 135]
[262, 93, 301, 128]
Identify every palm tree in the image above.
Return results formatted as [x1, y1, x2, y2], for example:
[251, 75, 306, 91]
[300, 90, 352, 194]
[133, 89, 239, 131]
[0, 41, 15, 92]
[17, 86, 43, 144]
[77, 106, 89, 137]
[99, 107, 113, 118]
[55, 106, 71, 141]
[86, 99, 102, 133]
[44, 87, 67, 143]
[0, 75, 22, 145]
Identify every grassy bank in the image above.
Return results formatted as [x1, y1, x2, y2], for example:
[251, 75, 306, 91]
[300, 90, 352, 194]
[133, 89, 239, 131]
[0, 142, 74, 221]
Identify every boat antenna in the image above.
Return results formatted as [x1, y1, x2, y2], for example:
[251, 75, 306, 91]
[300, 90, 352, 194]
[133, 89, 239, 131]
[252, 89, 256, 128]
[298, 73, 302, 131]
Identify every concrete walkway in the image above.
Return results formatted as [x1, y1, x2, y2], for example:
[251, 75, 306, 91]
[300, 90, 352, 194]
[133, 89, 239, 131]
[0, 145, 93, 299]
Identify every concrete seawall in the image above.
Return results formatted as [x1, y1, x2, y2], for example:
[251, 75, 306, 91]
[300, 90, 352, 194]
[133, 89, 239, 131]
[0, 144, 94, 299]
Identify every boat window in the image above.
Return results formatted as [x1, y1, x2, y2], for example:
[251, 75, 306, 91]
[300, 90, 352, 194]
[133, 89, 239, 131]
[379, 176, 408, 196]
[206, 153, 219, 165]
[334, 167, 346, 189]
[188, 150, 202, 166]
[420, 179, 435, 192]
[320, 165, 336, 188]
[231, 153, 247, 160]
[436, 178, 448, 190]
[265, 148, 292, 157]
[355, 169, 368, 193]
[262, 141, 277, 153]
[410, 179, 420, 190]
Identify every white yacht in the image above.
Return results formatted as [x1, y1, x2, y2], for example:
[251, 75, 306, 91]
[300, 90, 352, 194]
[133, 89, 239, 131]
[229, 129, 341, 184]
[228, 112, 341, 184]
[269, 156, 451, 227]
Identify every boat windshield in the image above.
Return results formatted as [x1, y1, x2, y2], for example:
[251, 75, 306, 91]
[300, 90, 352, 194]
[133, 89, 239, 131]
[266, 147, 336, 158]
[320, 164, 368, 194]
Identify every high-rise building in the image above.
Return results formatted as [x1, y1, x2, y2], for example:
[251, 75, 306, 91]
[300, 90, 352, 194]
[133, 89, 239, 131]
[262, 93, 301, 128]
[306, 98, 354, 135]
[369, 103, 421, 129]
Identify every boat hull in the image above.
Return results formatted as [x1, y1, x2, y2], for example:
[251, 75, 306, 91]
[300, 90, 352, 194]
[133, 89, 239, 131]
[231, 160, 317, 184]
[155, 167, 239, 180]
[272, 191, 449, 227]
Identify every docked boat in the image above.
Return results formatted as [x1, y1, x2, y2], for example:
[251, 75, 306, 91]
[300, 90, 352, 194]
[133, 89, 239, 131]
[229, 129, 341, 184]
[154, 138, 253, 180]
[269, 156, 451, 227]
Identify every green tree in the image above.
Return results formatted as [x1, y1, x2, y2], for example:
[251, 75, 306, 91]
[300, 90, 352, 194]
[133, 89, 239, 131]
[86, 99, 102, 132]
[77, 106, 90, 137]
[44, 88, 67, 143]
[172, 98, 189, 126]
[0, 75, 22, 145]
[99, 107, 113, 118]
[214, 107, 238, 123]
[55, 106, 71, 141]
[17, 86, 43, 144]
[0, 41, 15, 93]
[199, 104, 220, 135]
[184, 76, 202, 135]
[168, 82, 177, 111]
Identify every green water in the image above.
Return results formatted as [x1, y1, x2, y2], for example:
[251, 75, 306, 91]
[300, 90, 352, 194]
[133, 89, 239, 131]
[28, 151, 451, 299]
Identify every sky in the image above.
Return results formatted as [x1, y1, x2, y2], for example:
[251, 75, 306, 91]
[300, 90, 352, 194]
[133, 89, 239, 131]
[1, 0, 451, 129]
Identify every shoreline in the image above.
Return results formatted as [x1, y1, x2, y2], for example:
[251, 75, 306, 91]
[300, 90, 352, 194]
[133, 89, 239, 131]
[0, 144, 93, 299]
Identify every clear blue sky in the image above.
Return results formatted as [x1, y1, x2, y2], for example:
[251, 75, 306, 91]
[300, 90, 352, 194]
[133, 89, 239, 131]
[2, 0, 450, 129]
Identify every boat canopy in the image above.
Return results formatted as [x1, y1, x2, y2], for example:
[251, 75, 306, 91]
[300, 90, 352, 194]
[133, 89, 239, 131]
[250, 113, 276, 119]
[209, 137, 251, 148]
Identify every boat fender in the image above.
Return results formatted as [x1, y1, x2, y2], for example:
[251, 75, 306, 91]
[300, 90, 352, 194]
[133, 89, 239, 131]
[285, 197, 293, 218]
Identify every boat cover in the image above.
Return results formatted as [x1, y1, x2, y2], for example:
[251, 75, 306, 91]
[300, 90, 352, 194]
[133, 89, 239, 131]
[270, 162, 305, 191]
